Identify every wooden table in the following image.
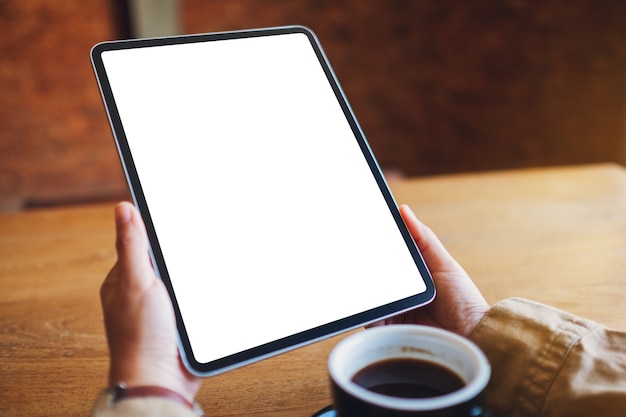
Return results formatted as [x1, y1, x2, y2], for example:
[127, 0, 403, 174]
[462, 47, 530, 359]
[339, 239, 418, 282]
[2, 163, 626, 416]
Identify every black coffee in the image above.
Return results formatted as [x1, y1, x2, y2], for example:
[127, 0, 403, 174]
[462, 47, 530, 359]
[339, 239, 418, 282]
[352, 358, 466, 399]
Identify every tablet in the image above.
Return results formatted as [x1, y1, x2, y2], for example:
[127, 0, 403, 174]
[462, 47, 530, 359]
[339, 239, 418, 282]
[91, 26, 435, 376]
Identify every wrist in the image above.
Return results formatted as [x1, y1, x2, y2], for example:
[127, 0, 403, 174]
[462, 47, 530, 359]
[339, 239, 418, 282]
[109, 357, 200, 404]
[108, 382, 204, 415]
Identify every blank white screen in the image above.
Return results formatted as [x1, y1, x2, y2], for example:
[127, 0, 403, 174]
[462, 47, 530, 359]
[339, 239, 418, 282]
[102, 32, 426, 364]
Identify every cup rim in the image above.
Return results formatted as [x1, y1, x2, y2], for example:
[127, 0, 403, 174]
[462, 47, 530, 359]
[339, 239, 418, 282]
[328, 325, 491, 412]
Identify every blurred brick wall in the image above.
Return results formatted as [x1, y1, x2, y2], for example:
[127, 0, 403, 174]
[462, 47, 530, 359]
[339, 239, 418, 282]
[1, 1, 626, 209]
[0, 1, 129, 210]
[182, 0, 626, 177]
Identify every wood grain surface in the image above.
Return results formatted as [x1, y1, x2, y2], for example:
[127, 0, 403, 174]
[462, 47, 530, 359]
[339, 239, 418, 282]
[2, 164, 626, 416]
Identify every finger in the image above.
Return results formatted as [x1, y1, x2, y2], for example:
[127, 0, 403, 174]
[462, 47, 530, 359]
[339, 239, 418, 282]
[114, 202, 156, 289]
[399, 204, 459, 273]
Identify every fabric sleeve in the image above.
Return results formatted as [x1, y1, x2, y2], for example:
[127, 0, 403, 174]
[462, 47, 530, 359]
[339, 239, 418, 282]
[89, 390, 202, 417]
[470, 297, 626, 417]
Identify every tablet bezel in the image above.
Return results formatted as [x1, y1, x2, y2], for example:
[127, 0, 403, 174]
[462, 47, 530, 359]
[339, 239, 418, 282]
[91, 26, 435, 376]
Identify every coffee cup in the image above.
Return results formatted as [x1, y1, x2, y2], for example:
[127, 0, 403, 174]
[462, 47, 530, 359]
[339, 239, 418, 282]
[326, 325, 491, 417]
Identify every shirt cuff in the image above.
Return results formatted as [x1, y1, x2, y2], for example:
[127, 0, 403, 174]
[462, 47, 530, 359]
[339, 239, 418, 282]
[470, 297, 599, 417]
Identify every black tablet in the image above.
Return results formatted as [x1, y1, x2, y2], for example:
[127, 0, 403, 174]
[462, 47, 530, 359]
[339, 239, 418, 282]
[91, 26, 435, 376]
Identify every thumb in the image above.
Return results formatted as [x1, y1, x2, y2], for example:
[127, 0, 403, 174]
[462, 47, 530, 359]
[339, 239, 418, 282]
[399, 204, 461, 273]
[114, 202, 156, 289]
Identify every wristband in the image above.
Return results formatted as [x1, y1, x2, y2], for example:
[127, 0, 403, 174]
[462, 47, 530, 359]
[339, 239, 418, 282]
[110, 382, 204, 415]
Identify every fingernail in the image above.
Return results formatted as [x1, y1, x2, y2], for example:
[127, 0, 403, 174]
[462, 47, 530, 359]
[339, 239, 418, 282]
[400, 203, 413, 214]
[115, 203, 132, 227]
[400, 204, 419, 222]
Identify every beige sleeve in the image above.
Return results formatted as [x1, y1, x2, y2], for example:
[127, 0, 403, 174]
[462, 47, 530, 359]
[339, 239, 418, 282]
[471, 297, 626, 417]
[90, 390, 202, 417]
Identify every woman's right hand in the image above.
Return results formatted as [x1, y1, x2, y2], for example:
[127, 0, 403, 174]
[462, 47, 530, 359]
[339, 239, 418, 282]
[371, 204, 490, 338]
